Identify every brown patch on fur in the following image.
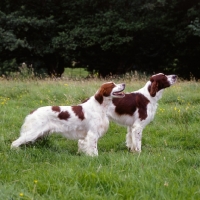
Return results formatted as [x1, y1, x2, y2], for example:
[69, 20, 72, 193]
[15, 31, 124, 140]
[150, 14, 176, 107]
[113, 93, 150, 120]
[52, 106, 61, 112]
[58, 111, 70, 120]
[95, 82, 115, 104]
[148, 74, 171, 97]
[95, 93, 103, 104]
[30, 109, 37, 114]
[72, 106, 85, 120]
[149, 81, 158, 97]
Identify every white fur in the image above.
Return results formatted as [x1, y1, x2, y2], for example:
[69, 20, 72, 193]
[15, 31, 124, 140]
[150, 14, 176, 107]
[11, 82, 125, 156]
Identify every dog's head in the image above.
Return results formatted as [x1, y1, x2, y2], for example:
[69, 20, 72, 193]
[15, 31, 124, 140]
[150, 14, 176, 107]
[95, 82, 125, 104]
[149, 73, 177, 97]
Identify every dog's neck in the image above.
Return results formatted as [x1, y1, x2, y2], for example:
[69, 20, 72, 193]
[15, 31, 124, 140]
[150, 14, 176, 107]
[138, 81, 164, 102]
[95, 94, 112, 107]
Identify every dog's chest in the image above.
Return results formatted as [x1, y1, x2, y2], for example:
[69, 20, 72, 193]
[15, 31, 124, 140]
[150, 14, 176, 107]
[146, 102, 158, 122]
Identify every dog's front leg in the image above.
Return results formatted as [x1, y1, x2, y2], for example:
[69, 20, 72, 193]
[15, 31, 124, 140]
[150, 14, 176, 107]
[135, 127, 143, 152]
[126, 126, 137, 151]
[78, 131, 98, 156]
[126, 125, 143, 152]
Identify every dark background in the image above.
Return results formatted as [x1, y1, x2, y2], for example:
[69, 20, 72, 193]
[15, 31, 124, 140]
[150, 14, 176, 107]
[0, 0, 200, 79]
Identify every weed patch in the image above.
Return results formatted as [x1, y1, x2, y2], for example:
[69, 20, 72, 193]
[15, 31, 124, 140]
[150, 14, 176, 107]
[0, 78, 199, 199]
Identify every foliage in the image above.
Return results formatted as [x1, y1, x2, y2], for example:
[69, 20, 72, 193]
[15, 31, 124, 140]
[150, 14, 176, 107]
[0, 78, 200, 199]
[0, 58, 18, 75]
[188, 18, 200, 37]
[0, 0, 200, 78]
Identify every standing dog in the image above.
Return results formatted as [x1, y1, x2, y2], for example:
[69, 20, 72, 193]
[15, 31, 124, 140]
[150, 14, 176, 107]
[107, 73, 177, 152]
[11, 82, 125, 156]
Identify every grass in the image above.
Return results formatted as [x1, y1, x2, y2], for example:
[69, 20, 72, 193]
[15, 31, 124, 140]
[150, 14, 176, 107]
[64, 67, 89, 79]
[0, 76, 200, 200]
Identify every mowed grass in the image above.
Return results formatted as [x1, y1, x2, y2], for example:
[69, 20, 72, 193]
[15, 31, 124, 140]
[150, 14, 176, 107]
[0, 77, 200, 200]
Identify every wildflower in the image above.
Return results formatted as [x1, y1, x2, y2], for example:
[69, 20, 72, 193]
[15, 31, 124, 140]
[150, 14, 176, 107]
[164, 181, 169, 187]
[34, 180, 38, 184]
[19, 193, 24, 197]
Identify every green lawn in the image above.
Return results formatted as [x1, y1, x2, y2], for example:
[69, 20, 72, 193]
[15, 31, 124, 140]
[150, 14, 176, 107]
[0, 77, 199, 200]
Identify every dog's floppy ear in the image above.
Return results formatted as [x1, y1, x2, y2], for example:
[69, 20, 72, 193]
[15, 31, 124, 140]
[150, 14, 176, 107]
[150, 81, 158, 97]
[95, 92, 103, 104]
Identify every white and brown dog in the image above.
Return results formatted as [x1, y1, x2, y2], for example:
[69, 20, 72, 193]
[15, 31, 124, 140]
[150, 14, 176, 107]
[107, 73, 177, 152]
[11, 82, 125, 156]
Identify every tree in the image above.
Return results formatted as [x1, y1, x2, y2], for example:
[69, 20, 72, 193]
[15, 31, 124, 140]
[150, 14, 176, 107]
[52, 0, 200, 78]
[0, 0, 66, 76]
[0, 0, 200, 79]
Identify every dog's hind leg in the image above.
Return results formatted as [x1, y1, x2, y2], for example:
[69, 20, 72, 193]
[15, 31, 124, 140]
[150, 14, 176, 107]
[11, 130, 47, 148]
[11, 135, 30, 148]
[11, 122, 50, 148]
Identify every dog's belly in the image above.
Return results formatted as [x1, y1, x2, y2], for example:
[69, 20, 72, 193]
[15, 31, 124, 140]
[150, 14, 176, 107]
[49, 122, 87, 140]
[109, 114, 136, 127]
[60, 130, 87, 140]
